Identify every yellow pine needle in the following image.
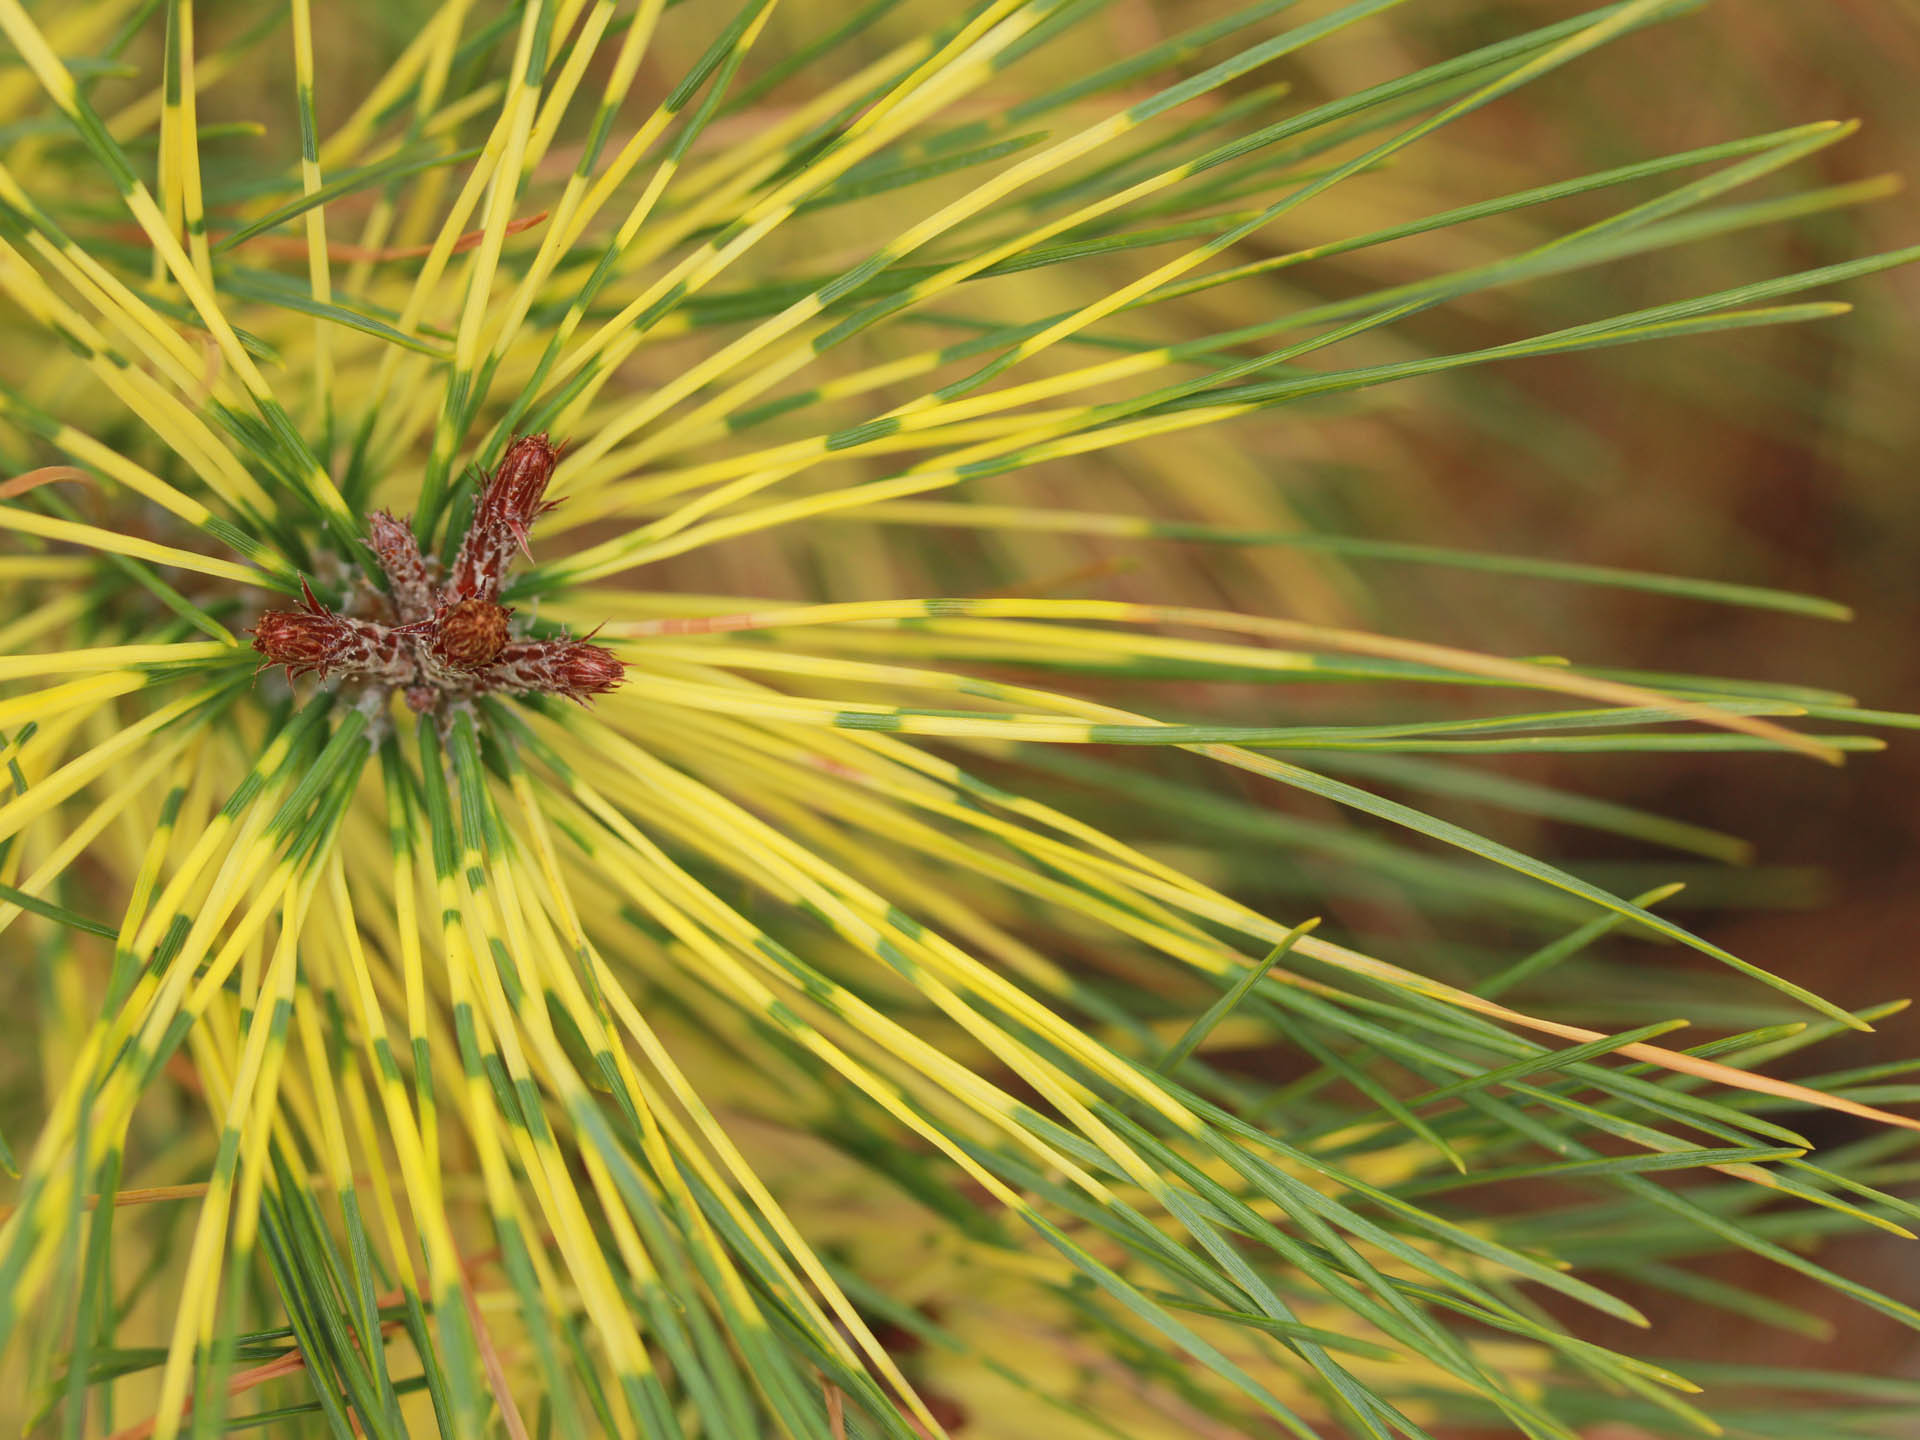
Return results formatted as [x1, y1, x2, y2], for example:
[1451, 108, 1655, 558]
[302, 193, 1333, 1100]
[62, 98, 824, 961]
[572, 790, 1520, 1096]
[610, 598, 1834, 758]
[0, 506, 272, 588]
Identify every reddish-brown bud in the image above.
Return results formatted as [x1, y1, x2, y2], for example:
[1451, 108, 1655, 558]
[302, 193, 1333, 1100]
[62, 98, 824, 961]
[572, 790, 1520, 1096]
[250, 578, 352, 678]
[367, 510, 435, 623]
[251, 610, 348, 678]
[246, 435, 622, 716]
[430, 596, 512, 670]
[551, 639, 625, 696]
[251, 578, 419, 687]
[481, 637, 624, 701]
[449, 433, 561, 602]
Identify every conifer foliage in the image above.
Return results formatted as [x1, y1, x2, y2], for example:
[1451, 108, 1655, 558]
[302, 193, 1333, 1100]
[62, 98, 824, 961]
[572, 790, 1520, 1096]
[1, 2, 1916, 1436]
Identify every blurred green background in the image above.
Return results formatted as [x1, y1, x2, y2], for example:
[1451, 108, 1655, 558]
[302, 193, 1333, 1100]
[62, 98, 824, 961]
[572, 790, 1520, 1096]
[1260, 0, 1920, 1399]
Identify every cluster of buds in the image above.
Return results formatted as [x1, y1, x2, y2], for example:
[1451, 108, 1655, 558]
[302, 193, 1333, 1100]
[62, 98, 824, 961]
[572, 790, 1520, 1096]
[250, 434, 623, 715]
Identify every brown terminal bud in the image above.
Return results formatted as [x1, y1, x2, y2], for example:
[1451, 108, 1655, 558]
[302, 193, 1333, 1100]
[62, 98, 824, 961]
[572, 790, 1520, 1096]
[431, 596, 512, 670]
[250, 578, 352, 678]
[550, 639, 625, 696]
[449, 433, 562, 602]
[366, 509, 435, 623]
[244, 434, 622, 715]
[483, 637, 625, 701]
